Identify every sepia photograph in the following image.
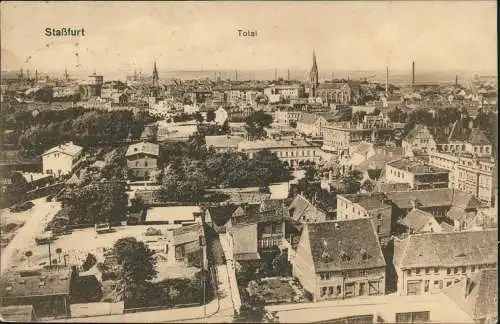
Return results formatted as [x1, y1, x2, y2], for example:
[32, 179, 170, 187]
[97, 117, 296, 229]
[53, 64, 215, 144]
[0, 1, 497, 323]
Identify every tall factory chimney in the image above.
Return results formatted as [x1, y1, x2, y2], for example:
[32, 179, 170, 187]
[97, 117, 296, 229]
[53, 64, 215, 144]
[386, 66, 389, 97]
[274, 68, 277, 81]
[412, 61, 415, 87]
[235, 69, 238, 81]
[455, 75, 458, 86]
[287, 69, 290, 81]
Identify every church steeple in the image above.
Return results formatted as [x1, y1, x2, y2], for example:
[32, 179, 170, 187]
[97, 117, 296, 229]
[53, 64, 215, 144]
[310, 50, 319, 97]
[152, 61, 159, 86]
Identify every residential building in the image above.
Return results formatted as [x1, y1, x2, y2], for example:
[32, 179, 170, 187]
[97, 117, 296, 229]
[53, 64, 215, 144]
[10, 171, 52, 192]
[205, 135, 245, 153]
[145, 206, 202, 226]
[42, 141, 83, 177]
[386, 188, 485, 221]
[393, 230, 497, 296]
[336, 193, 392, 241]
[0, 268, 74, 318]
[386, 158, 449, 190]
[172, 223, 204, 267]
[402, 124, 437, 157]
[292, 219, 386, 302]
[125, 141, 159, 180]
[273, 108, 302, 126]
[237, 139, 321, 168]
[444, 268, 498, 324]
[322, 121, 404, 154]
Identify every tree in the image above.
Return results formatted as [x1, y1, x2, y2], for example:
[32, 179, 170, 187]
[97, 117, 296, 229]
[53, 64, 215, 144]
[234, 298, 279, 323]
[194, 112, 204, 123]
[388, 107, 407, 123]
[244, 111, 273, 140]
[361, 179, 375, 193]
[352, 111, 367, 124]
[206, 110, 216, 123]
[113, 237, 157, 307]
[289, 120, 297, 128]
[341, 170, 363, 194]
[304, 166, 317, 181]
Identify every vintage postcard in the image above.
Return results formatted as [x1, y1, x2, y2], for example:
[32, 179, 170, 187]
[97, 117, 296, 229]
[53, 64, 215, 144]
[0, 1, 497, 323]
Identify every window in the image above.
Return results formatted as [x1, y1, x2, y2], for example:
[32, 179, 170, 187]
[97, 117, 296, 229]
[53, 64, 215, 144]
[328, 286, 334, 296]
[344, 283, 355, 297]
[446, 281, 452, 287]
[453, 267, 458, 274]
[369, 281, 380, 295]
[396, 311, 430, 323]
[471, 266, 476, 272]
[359, 283, 366, 296]
[434, 268, 439, 274]
[425, 268, 430, 274]
[321, 287, 327, 297]
[447, 268, 451, 275]
[461, 267, 466, 274]
[407, 269, 412, 276]
[424, 280, 430, 293]
[377, 225, 381, 234]
[415, 268, 421, 275]
[336, 286, 341, 295]
[175, 244, 186, 260]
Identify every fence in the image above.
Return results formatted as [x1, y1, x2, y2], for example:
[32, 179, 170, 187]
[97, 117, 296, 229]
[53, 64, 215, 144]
[123, 302, 199, 314]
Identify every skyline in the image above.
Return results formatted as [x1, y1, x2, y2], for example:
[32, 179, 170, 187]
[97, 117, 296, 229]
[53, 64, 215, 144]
[1, 1, 497, 74]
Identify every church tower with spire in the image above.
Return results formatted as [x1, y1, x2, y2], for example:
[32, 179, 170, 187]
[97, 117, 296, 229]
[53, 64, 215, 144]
[152, 61, 159, 86]
[309, 50, 319, 97]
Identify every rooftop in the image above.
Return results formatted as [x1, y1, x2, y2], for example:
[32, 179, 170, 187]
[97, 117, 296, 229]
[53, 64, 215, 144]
[205, 135, 245, 148]
[399, 208, 436, 232]
[307, 219, 386, 272]
[238, 139, 315, 151]
[388, 158, 449, 174]
[42, 141, 82, 157]
[0, 268, 72, 299]
[339, 193, 391, 211]
[146, 206, 200, 223]
[444, 268, 498, 320]
[386, 188, 484, 210]
[125, 142, 159, 157]
[173, 223, 202, 246]
[393, 230, 497, 268]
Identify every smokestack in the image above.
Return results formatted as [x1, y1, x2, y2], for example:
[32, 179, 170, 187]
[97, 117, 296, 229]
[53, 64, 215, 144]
[275, 68, 277, 81]
[412, 61, 415, 87]
[386, 67, 389, 97]
[235, 70, 238, 81]
[287, 69, 290, 81]
[455, 75, 458, 86]
[35, 69, 38, 82]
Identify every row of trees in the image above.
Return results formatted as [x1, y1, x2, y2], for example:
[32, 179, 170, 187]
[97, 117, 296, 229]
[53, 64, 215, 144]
[10, 108, 156, 156]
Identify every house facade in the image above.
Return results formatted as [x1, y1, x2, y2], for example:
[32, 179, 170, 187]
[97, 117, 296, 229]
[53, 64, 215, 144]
[393, 230, 497, 296]
[402, 124, 437, 157]
[336, 193, 392, 241]
[42, 142, 83, 177]
[125, 142, 159, 180]
[292, 219, 386, 302]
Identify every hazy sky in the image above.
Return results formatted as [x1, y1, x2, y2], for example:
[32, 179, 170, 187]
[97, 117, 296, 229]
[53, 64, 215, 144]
[1, 1, 497, 74]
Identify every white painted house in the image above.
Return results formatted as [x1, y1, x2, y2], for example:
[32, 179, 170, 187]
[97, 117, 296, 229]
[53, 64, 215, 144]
[42, 142, 83, 177]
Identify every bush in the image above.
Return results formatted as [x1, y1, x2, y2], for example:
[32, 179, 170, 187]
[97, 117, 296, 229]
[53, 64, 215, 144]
[145, 227, 162, 236]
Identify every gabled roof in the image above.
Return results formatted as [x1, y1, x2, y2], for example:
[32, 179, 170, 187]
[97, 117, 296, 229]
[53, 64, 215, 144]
[399, 208, 436, 232]
[307, 219, 386, 272]
[386, 188, 453, 209]
[444, 269, 498, 320]
[125, 142, 159, 157]
[468, 128, 491, 146]
[339, 193, 390, 212]
[207, 205, 239, 226]
[42, 142, 82, 157]
[288, 195, 326, 222]
[393, 230, 497, 269]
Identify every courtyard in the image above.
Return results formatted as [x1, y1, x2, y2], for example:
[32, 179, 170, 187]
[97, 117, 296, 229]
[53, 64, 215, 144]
[247, 277, 308, 305]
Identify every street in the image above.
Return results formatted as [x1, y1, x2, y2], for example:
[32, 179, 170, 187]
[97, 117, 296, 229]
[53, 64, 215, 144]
[0, 198, 61, 274]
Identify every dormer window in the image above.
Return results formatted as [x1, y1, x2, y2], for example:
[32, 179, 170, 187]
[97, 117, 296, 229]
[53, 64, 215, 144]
[361, 249, 369, 260]
[321, 251, 331, 263]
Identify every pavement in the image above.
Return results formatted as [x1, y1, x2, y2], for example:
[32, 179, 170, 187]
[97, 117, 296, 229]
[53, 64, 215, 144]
[50, 264, 235, 323]
[0, 198, 61, 274]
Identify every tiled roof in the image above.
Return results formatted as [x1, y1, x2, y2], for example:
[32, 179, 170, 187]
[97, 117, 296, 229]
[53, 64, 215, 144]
[366, 169, 383, 181]
[393, 230, 497, 268]
[399, 208, 435, 232]
[0, 268, 72, 298]
[125, 142, 159, 157]
[340, 193, 390, 211]
[288, 195, 326, 222]
[260, 199, 285, 212]
[307, 219, 386, 272]
[468, 128, 491, 146]
[386, 188, 453, 209]
[444, 269, 498, 320]
[205, 135, 245, 148]
[237, 139, 315, 151]
[224, 192, 272, 204]
[356, 149, 403, 171]
[42, 142, 83, 157]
